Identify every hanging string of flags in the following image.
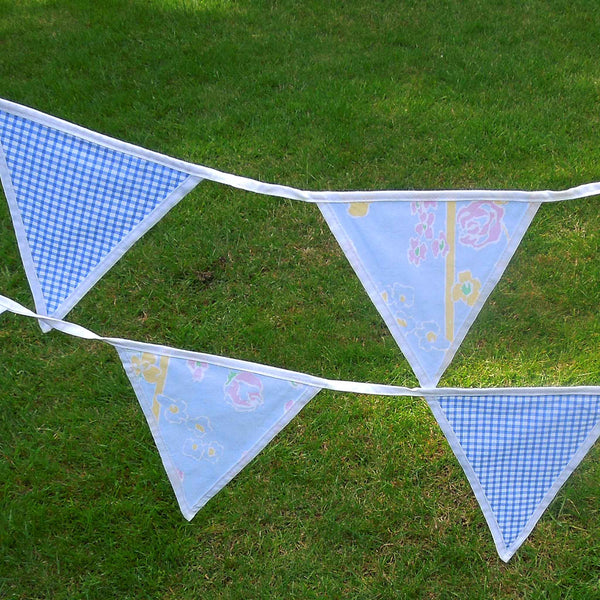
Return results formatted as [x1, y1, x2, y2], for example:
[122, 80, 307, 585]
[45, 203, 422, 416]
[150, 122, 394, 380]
[0, 97, 599, 561]
[2, 98, 600, 383]
[2, 295, 600, 562]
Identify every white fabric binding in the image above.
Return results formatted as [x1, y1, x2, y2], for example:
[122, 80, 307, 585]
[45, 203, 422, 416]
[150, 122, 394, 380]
[2, 97, 600, 205]
[1, 293, 598, 399]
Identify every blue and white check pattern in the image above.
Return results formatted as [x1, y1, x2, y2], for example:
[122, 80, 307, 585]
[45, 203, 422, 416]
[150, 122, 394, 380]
[0, 110, 189, 314]
[438, 394, 600, 547]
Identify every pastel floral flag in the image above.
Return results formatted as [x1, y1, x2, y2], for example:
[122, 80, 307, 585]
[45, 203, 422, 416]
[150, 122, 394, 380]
[427, 393, 600, 561]
[0, 100, 201, 326]
[117, 347, 320, 519]
[319, 200, 539, 386]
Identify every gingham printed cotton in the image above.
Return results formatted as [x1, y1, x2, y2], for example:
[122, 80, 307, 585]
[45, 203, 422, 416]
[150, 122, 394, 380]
[0, 109, 189, 314]
[437, 394, 600, 548]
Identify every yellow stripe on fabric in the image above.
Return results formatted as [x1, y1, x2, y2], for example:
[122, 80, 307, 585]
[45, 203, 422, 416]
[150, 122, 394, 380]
[445, 202, 456, 342]
[152, 355, 170, 420]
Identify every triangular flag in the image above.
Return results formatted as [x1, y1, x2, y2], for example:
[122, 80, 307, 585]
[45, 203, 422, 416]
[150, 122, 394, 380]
[0, 101, 201, 324]
[319, 200, 539, 386]
[117, 346, 320, 519]
[427, 393, 600, 561]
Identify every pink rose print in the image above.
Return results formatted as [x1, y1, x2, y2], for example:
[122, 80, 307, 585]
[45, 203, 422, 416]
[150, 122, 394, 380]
[432, 231, 449, 258]
[408, 237, 427, 266]
[187, 360, 209, 382]
[457, 202, 505, 249]
[407, 202, 446, 265]
[415, 210, 435, 240]
[410, 201, 438, 215]
[224, 372, 264, 412]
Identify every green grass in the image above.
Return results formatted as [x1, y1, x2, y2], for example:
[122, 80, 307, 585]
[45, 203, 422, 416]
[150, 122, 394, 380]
[1, 0, 600, 597]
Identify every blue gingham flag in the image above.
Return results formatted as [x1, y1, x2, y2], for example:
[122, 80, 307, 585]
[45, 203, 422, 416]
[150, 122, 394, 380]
[0, 101, 201, 324]
[427, 393, 600, 561]
[117, 346, 319, 519]
[319, 200, 539, 387]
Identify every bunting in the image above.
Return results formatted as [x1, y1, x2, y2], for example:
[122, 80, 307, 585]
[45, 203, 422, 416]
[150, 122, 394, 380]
[2, 98, 600, 382]
[0, 100, 201, 326]
[318, 200, 539, 386]
[427, 393, 600, 561]
[1, 98, 600, 561]
[1, 294, 599, 560]
[117, 347, 320, 519]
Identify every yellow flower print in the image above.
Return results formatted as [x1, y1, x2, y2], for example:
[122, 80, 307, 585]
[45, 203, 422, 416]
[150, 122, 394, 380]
[131, 352, 163, 384]
[452, 271, 481, 307]
[348, 202, 370, 217]
[382, 284, 415, 331]
[204, 441, 224, 462]
[157, 394, 189, 424]
[187, 416, 212, 438]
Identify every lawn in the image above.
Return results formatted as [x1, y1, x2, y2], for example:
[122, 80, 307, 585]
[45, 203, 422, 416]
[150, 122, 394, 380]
[1, 0, 600, 597]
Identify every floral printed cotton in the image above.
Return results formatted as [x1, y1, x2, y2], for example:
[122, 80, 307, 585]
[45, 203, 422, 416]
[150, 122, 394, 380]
[319, 200, 539, 386]
[118, 349, 319, 519]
